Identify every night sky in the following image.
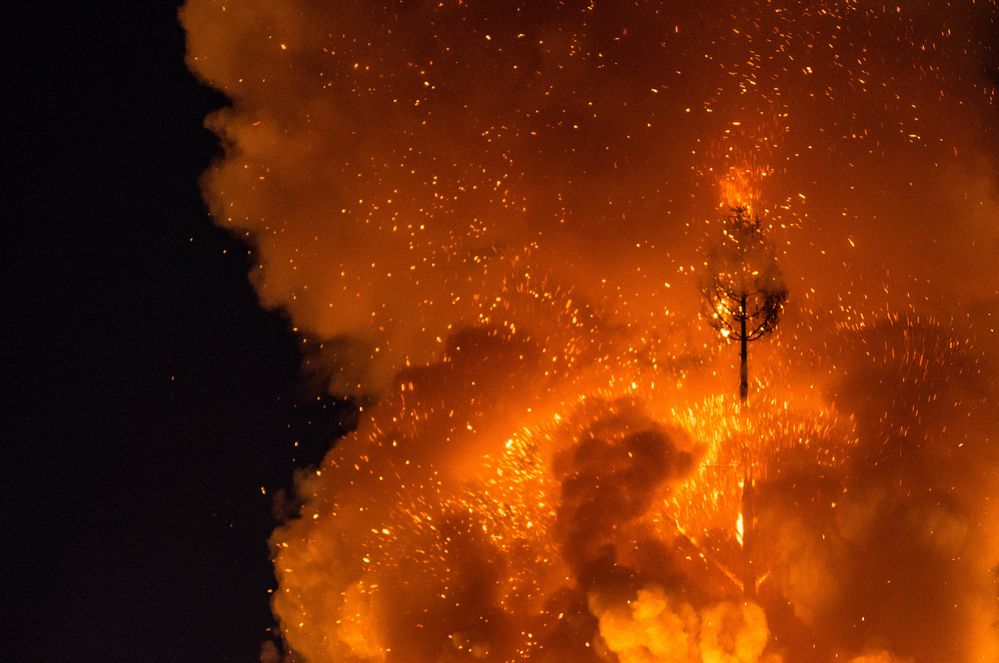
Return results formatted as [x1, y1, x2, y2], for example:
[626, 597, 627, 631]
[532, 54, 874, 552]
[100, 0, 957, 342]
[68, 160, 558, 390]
[7, 3, 353, 661]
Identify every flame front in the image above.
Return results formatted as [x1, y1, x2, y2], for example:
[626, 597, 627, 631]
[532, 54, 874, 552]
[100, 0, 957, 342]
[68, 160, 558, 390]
[182, 1, 999, 661]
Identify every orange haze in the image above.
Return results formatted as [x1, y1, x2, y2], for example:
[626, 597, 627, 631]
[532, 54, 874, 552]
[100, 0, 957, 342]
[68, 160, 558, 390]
[183, 1, 998, 660]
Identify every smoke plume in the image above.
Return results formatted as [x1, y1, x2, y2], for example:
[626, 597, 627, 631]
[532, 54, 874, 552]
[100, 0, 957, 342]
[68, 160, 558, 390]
[182, 1, 998, 660]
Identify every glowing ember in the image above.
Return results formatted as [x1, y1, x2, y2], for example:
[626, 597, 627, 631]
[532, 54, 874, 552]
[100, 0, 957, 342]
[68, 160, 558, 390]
[182, 1, 998, 661]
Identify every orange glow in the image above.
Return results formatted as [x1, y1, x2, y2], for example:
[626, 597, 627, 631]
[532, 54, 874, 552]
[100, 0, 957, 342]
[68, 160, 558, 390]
[182, 0, 999, 660]
[719, 166, 764, 213]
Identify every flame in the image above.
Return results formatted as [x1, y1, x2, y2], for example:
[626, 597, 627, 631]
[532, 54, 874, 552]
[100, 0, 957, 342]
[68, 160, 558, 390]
[719, 167, 762, 213]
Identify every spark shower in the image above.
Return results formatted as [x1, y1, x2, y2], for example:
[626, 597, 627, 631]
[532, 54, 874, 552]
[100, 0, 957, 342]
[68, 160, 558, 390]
[183, 1, 998, 660]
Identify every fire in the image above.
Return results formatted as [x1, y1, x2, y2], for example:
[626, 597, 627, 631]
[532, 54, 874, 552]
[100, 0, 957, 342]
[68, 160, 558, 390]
[718, 166, 764, 214]
[182, 0, 999, 660]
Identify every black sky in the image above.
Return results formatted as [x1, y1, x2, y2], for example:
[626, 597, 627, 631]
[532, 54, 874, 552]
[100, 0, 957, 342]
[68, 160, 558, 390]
[6, 3, 354, 661]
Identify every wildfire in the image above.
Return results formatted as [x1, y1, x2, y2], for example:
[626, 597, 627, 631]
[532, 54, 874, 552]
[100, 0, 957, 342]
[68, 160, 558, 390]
[182, 0, 999, 660]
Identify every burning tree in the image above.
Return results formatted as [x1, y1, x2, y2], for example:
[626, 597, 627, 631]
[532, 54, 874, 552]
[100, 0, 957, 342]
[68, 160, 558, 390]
[701, 205, 787, 598]
[702, 206, 787, 405]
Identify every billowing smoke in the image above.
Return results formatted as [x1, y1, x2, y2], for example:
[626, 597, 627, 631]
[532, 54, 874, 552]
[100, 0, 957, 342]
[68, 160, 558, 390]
[182, 1, 998, 660]
[592, 586, 773, 663]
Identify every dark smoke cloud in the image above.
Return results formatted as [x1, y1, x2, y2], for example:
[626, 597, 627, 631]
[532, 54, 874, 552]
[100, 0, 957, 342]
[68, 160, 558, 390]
[555, 403, 696, 582]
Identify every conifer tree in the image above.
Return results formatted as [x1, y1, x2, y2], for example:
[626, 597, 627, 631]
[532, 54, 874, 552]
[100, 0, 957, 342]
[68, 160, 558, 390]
[702, 206, 788, 405]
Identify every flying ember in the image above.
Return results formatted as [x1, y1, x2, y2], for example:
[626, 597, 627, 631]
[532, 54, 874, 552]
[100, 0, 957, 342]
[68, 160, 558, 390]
[182, 1, 998, 661]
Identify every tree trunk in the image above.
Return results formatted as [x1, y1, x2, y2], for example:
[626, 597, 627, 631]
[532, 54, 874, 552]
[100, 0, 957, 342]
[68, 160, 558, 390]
[738, 293, 754, 597]
[741, 466, 756, 598]
[739, 295, 748, 405]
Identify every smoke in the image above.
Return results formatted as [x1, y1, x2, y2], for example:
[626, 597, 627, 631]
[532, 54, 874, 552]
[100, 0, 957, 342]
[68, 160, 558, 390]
[181, 0, 999, 395]
[181, 1, 998, 661]
[847, 653, 913, 663]
[554, 403, 696, 582]
[592, 586, 774, 663]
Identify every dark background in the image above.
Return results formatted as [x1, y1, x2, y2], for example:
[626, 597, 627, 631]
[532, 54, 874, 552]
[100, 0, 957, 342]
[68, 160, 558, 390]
[5, 3, 354, 660]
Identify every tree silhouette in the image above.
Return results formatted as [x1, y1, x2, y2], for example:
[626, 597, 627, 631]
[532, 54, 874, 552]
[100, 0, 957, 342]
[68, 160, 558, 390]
[701, 205, 787, 598]
[702, 206, 788, 405]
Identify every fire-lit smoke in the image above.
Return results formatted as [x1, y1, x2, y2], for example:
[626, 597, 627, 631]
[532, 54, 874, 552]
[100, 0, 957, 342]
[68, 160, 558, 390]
[182, 1, 998, 661]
